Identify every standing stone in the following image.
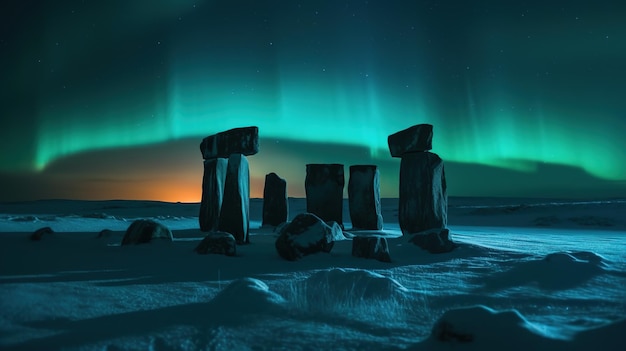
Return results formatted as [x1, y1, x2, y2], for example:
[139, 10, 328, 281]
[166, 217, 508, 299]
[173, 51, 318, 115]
[399, 151, 447, 234]
[348, 165, 383, 230]
[218, 154, 250, 244]
[199, 158, 228, 232]
[262, 172, 288, 226]
[305, 164, 345, 227]
[200, 126, 259, 160]
[388, 124, 433, 157]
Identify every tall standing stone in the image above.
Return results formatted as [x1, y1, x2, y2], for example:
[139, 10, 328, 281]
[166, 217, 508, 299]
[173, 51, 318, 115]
[348, 165, 383, 230]
[199, 158, 228, 231]
[305, 164, 345, 227]
[399, 151, 447, 234]
[262, 172, 288, 226]
[218, 154, 250, 244]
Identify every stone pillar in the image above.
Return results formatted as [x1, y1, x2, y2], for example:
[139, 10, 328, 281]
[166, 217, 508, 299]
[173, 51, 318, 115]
[199, 126, 259, 242]
[348, 165, 383, 230]
[262, 172, 288, 226]
[199, 158, 228, 231]
[399, 151, 447, 234]
[218, 154, 250, 244]
[305, 163, 344, 227]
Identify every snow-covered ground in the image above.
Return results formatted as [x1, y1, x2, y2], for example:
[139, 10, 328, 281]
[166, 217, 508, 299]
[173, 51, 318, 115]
[0, 197, 624, 350]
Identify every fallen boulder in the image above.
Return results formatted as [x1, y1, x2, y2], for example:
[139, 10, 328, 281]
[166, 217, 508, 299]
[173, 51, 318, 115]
[121, 219, 173, 245]
[408, 228, 456, 254]
[351, 235, 391, 262]
[275, 213, 343, 261]
[30, 226, 53, 241]
[195, 231, 237, 256]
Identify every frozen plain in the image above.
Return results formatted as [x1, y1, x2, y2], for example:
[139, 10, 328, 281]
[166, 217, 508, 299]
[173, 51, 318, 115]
[0, 197, 625, 350]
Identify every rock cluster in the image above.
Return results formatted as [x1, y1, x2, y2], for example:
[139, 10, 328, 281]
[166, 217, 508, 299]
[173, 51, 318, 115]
[199, 126, 258, 244]
[388, 123, 455, 253]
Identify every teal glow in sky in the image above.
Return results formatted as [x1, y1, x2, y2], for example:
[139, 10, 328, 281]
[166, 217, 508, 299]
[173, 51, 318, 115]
[1, 0, 625, 201]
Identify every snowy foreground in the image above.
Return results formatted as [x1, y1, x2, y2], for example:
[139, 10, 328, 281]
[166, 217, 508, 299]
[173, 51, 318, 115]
[1, 197, 625, 351]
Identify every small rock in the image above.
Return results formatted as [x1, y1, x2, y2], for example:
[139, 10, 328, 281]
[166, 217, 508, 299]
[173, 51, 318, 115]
[352, 236, 391, 262]
[30, 227, 53, 241]
[96, 229, 113, 238]
[195, 231, 237, 256]
[408, 228, 456, 254]
[121, 219, 172, 245]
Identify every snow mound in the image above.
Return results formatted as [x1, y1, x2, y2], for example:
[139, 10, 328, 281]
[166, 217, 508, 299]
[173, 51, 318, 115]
[208, 278, 286, 317]
[412, 305, 626, 351]
[413, 305, 563, 350]
[304, 268, 408, 299]
[481, 251, 607, 291]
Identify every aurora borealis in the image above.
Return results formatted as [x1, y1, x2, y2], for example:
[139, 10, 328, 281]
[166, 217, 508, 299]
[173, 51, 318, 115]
[1, 0, 625, 202]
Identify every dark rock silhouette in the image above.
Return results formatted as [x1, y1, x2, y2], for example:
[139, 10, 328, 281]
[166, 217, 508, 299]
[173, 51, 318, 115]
[408, 228, 456, 254]
[199, 158, 228, 231]
[199, 126, 259, 160]
[262, 172, 288, 227]
[96, 229, 113, 238]
[399, 151, 447, 234]
[195, 231, 237, 256]
[305, 163, 345, 227]
[348, 165, 383, 230]
[121, 219, 172, 245]
[218, 154, 250, 244]
[30, 226, 53, 241]
[387, 123, 433, 157]
[352, 235, 391, 262]
[275, 213, 343, 261]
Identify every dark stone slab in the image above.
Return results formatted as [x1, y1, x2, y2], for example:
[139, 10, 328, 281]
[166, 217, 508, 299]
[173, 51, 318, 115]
[348, 165, 383, 230]
[399, 151, 447, 235]
[305, 163, 344, 227]
[388, 124, 433, 157]
[199, 158, 228, 232]
[262, 172, 288, 226]
[200, 126, 259, 160]
[218, 154, 250, 244]
[30, 226, 53, 241]
[408, 228, 457, 253]
[121, 219, 172, 245]
[352, 235, 391, 262]
[275, 213, 343, 261]
[195, 231, 237, 256]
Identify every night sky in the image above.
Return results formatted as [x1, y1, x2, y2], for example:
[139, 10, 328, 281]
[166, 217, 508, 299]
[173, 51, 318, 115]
[1, 0, 625, 202]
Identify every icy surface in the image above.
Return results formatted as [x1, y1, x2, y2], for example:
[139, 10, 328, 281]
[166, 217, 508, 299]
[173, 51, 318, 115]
[0, 198, 625, 350]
